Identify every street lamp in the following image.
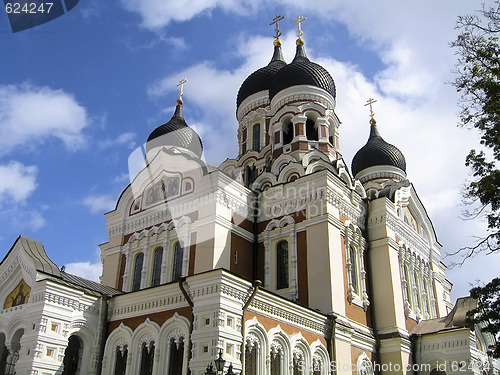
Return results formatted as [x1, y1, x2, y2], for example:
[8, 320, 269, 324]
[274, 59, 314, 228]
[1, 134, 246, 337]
[205, 349, 239, 375]
[204, 363, 216, 375]
[214, 349, 225, 373]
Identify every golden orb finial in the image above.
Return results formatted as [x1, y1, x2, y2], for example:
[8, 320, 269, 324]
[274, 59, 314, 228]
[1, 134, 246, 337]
[296, 37, 304, 46]
[274, 38, 282, 47]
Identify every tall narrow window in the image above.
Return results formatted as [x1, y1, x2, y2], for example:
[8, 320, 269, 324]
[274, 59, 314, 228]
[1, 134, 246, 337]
[270, 351, 281, 375]
[293, 353, 303, 375]
[61, 335, 82, 375]
[132, 253, 144, 291]
[306, 119, 318, 141]
[283, 120, 293, 145]
[246, 165, 257, 187]
[276, 241, 289, 290]
[403, 264, 411, 307]
[349, 246, 358, 294]
[168, 338, 184, 375]
[423, 278, 431, 315]
[245, 345, 257, 375]
[151, 247, 163, 287]
[0, 344, 7, 375]
[139, 342, 154, 375]
[312, 357, 322, 375]
[414, 271, 421, 310]
[114, 346, 127, 375]
[252, 124, 260, 151]
[172, 242, 184, 281]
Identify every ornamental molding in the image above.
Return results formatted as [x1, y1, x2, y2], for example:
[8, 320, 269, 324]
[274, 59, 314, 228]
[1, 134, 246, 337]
[190, 276, 329, 337]
[237, 97, 270, 122]
[325, 189, 365, 228]
[30, 291, 99, 313]
[368, 211, 437, 260]
[271, 89, 335, 115]
[108, 292, 188, 320]
[108, 189, 254, 238]
[259, 186, 326, 220]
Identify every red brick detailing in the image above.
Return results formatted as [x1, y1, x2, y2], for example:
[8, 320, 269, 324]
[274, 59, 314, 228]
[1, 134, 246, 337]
[321, 126, 327, 138]
[107, 306, 192, 337]
[232, 214, 253, 232]
[295, 123, 304, 136]
[230, 233, 254, 281]
[245, 311, 327, 347]
[189, 233, 196, 276]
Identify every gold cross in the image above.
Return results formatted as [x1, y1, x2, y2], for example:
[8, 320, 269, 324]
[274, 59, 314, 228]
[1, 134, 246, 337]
[270, 15, 285, 40]
[293, 16, 307, 38]
[177, 78, 187, 100]
[365, 98, 377, 119]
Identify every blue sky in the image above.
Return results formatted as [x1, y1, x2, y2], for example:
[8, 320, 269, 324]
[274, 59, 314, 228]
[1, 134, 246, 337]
[0, 0, 498, 302]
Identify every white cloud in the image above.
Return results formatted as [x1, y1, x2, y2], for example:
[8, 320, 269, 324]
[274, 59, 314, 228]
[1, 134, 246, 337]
[148, 60, 244, 164]
[0, 83, 90, 155]
[98, 132, 136, 149]
[83, 194, 116, 214]
[139, 1, 491, 300]
[0, 161, 37, 204]
[119, 0, 263, 29]
[25, 210, 46, 230]
[65, 261, 102, 282]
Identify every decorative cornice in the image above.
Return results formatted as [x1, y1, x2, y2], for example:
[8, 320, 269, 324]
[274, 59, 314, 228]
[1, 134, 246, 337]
[108, 189, 254, 238]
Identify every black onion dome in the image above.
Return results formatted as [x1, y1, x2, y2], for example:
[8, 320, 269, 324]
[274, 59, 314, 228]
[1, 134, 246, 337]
[146, 101, 203, 158]
[237, 43, 287, 108]
[269, 41, 336, 101]
[351, 119, 406, 177]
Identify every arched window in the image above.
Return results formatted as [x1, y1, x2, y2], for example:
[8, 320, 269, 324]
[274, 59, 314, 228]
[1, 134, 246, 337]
[312, 356, 322, 375]
[423, 278, 431, 315]
[4, 349, 19, 375]
[172, 242, 184, 281]
[253, 124, 260, 151]
[276, 241, 289, 290]
[61, 335, 82, 375]
[403, 264, 411, 307]
[349, 246, 358, 295]
[246, 165, 257, 187]
[293, 352, 304, 375]
[0, 334, 7, 375]
[139, 342, 155, 375]
[245, 344, 257, 375]
[132, 253, 144, 291]
[168, 337, 184, 375]
[414, 270, 421, 310]
[114, 346, 127, 375]
[430, 369, 446, 375]
[270, 351, 281, 375]
[306, 119, 318, 141]
[151, 247, 163, 287]
[283, 120, 293, 145]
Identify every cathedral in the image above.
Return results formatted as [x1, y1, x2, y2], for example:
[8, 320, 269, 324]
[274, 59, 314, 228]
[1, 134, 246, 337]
[0, 18, 498, 375]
